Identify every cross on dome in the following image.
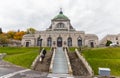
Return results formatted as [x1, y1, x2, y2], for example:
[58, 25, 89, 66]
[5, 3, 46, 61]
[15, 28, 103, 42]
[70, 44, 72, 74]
[59, 8, 63, 14]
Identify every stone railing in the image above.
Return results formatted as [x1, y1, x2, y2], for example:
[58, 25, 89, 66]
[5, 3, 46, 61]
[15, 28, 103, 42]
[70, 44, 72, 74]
[64, 48, 73, 75]
[31, 48, 44, 70]
[75, 49, 94, 76]
[49, 48, 56, 73]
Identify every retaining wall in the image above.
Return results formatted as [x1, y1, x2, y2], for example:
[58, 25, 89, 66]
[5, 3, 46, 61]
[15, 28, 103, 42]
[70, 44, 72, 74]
[49, 48, 56, 73]
[64, 48, 73, 75]
[75, 49, 94, 76]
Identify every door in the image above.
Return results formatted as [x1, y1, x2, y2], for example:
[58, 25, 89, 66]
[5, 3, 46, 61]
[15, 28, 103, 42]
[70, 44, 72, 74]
[26, 42, 29, 47]
[90, 42, 94, 48]
[57, 37, 62, 47]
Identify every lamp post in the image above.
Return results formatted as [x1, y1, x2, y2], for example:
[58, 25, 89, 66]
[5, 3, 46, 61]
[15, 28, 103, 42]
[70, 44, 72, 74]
[64, 41, 66, 47]
[38, 36, 42, 52]
[78, 38, 82, 51]
[64, 41, 66, 50]
[53, 41, 56, 48]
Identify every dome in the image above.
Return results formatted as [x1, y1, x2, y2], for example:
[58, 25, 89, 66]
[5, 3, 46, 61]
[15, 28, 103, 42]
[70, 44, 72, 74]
[53, 10, 69, 20]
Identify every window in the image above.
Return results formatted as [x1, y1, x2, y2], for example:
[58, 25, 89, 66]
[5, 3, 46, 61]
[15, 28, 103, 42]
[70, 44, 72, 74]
[78, 37, 82, 46]
[37, 37, 42, 46]
[57, 23, 64, 28]
[47, 37, 52, 47]
[117, 42, 119, 44]
[116, 37, 118, 40]
[67, 37, 72, 47]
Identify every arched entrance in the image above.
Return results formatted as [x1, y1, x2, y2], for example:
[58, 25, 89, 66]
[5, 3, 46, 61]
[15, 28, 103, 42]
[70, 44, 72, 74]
[57, 37, 62, 47]
[90, 42, 94, 48]
[26, 42, 29, 47]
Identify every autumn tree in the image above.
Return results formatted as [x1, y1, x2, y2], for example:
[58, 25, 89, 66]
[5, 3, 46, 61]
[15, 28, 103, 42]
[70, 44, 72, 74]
[0, 33, 9, 45]
[14, 31, 26, 40]
[26, 28, 36, 34]
[7, 30, 16, 39]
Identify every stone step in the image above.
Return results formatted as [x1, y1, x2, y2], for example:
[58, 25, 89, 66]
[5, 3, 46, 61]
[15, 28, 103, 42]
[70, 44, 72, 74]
[47, 74, 74, 78]
[52, 47, 69, 74]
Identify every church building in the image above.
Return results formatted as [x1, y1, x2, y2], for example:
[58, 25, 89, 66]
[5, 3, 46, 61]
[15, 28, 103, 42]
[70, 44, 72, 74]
[21, 10, 98, 47]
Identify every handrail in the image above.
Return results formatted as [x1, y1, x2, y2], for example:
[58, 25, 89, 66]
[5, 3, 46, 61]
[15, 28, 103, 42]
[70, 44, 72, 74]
[49, 48, 56, 73]
[64, 48, 73, 75]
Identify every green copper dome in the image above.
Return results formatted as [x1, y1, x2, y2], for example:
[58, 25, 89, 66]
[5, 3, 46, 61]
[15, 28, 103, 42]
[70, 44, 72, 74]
[53, 10, 69, 20]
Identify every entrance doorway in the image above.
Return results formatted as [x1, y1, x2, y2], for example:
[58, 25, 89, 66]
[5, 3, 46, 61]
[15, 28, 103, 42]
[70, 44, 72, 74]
[26, 42, 29, 47]
[57, 37, 62, 47]
[90, 42, 94, 48]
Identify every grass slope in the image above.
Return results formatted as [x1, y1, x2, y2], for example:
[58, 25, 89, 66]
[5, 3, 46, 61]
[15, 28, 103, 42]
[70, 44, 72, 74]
[82, 47, 120, 76]
[0, 47, 39, 68]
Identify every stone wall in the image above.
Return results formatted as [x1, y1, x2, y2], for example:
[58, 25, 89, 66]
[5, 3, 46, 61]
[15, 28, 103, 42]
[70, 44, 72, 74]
[75, 49, 94, 76]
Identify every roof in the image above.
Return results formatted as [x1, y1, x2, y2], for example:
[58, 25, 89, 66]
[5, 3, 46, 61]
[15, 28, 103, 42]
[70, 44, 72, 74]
[53, 10, 69, 20]
[85, 34, 98, 39]
[23, 34, 34, 38]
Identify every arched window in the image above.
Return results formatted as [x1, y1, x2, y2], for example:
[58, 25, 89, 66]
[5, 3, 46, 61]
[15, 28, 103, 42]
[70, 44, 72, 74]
[37, 37, 42, 46]
[78, 37, 82, 47]
[67, 37, 72, 47]
[57, 23, 64, 28]
[47, 37, 52, 47]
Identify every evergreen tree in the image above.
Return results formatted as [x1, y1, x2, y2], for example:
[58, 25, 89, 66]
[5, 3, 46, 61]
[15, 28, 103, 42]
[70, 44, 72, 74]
[106, 40, 112, 46]
[0, 28, 2, 34]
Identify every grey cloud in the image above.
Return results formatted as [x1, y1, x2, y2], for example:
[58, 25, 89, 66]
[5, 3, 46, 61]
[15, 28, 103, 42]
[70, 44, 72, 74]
[0, 0, 120, 40]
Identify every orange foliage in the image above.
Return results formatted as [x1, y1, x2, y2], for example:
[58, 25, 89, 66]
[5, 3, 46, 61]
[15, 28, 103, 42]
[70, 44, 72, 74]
[14, 31, 26, 40]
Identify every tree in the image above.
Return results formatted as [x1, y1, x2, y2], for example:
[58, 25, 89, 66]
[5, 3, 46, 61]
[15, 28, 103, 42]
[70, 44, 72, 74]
[14, 31, 26, 40]
[26, 28, 36, 34]
[0, 33, 9, 45]
[7, 30, 16, 39]
[0, 28, 2, 34]
[106, 40, 112, 46]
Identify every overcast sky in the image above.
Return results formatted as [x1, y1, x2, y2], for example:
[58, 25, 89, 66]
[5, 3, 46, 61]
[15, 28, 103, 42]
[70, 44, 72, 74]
[0, 0, 120, 39]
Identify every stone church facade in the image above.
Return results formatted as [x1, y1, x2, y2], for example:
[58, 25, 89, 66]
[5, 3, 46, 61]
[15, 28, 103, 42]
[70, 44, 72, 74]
[99, 34, 120, 46]
[21, 10, 98, 47]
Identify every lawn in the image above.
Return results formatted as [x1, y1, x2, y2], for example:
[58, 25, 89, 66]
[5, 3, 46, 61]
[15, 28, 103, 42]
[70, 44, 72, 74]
[82, 47, 120, 76]
[0, 47, 50, 68]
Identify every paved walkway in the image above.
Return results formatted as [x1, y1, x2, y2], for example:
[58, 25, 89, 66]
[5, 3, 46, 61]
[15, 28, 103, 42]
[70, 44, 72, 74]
[0, 60, 24, 77]
[52, 47, 68, 74]
[0, 60, 48, 78]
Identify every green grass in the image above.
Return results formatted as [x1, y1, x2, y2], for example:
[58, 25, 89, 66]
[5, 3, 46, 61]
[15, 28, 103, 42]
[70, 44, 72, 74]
[82, 47, 120, 76]
[44, 47, 51, 51]
[0, 47, 40, 68]
[69, 47, 77, 52]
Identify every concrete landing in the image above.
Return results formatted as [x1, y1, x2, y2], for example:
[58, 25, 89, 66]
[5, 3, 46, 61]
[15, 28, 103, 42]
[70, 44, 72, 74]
[47, 74, 74, 78]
